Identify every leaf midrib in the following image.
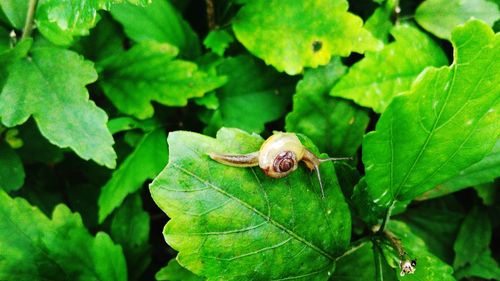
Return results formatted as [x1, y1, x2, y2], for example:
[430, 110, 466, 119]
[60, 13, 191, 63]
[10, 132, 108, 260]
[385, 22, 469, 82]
[172, 163, 335, 261]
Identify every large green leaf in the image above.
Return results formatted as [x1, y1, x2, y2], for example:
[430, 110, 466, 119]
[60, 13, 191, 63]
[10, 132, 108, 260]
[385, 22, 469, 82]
[35, 0, 150, 46]
[0, 46, 116, 168]
[0, 140, 24, 191]
[286, 58, 370, 157]
[364, 0, 396, 43]
[415, 0, 499, 39]
[214, 55, 295, 133]
[0, 0, 28, 29]
[232, 0, 382, 75]
[454, 249, 500, 280]
[362, 20, 500, 213]
[330, 242, 376, 280]
[417, 139, 500, 200]
[98, 129, 167, 222]
[98, 42, 226, 119]
[331, 24, 447, 113]
[150, 128, 351, 280]
[110, 0, 200, 58]
[0, 190, 127, 280]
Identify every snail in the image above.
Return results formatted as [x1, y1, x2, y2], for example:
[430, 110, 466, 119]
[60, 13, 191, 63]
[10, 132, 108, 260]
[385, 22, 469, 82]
[208, 132, 351, 198]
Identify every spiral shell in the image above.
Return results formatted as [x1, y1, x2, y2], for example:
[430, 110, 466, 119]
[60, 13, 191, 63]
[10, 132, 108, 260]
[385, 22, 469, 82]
[258, 133, 304, 178]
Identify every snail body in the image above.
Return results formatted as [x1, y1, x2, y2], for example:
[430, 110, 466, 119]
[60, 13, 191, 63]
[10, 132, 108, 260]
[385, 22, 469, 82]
[209, 132, 350, 198]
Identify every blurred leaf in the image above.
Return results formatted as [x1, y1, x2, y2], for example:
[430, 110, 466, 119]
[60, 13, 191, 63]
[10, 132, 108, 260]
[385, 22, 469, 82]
[286, 58, 370, 157]
[77, 13, 125, 62]
[330, 242, 376, 280]
[35, 0, 150, 46]
[232, 0, 382, 75]
[98, 42, 226, 119]
[331, 24, 447, 113]
[0, 46, 117, 168]
[417, 139, 500, 200]
[214, 55, 295, 133]
[98, 129, 167, 222]
[415, 0, 500, 39]
[0, 0, 28, 29]
[454, 249, 500, 280]
[453, 206, 491, 269]
[474, 182, 497, 206]
[150, 128, 351, 280]
[156, 259, 204, 281]
[110, 0, 200, 58]
[0, 26, 9, 52]
[387, 221, 456, 281]
[203, 29, 234, 56]
[0, 190, 127, 280]
[111, 193, 151, 280]
[396, 197, 465, 264]
[107, 117, 159, 134]
[365, 0, 396, 42]
[0, 140, 24, 191]
[362, 20, 500, 215]
[17, 119, 63, 164]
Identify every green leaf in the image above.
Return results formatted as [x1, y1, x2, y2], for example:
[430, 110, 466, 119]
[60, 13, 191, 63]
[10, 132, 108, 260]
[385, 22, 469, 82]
[330, 242, 376, 280]
[35, 0, 149, 46]
[98, 42, 226, 119]
[331, 24, 448, 113]
[362, 20, 500, 213]
[453, 206, 491, 269]
[98, 129, 167, 222]
[110, 193, 151, 280]
[156, 259, 204, 281]
[0, 0, 28, 29]
[214, 55, 295, 133]
[454, 249, 500, 280]
[0, 190, 127, 280]
[203, 29, 234, 56]
[286, 58, 370, 157]
[107, 117, 159, 134]
[0, 38, 32, 85]
[0, 141, 24, 191]
[474, 183, 497, 206]
[364, 0, 396, 42]
[387, 221, 456, 281]
[395, 197, 465, 264]
[415, 0, 500, 39]
[110, 0, 200, 58]
[417, 139, 500, 200]
[232, 0, 382, 75]
[16, 119, 63, 164]
[150, 128, 351, 280]
[0, 46, 117, 168]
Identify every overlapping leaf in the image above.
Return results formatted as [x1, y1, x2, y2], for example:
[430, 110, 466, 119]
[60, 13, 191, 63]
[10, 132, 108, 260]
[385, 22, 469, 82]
[98, 129, 167, 222]
[331, 24, 447, 113]
[415, 0, 499, 39]
[156, 260, 204, 281]
[0, 46, 116, 168]
[286, 58, 370, 156]
[0, 0, 28, 29]
[35, 0, 150, 46]
[110, 0, 200, 58]
[150, 128, 351, 280]
[0, 141, 24, 191]
[213, 55, 295, 133]
[98, 42, 226, 119]
[362, 20, 499, 213]
[232, 0, 382, 75]
[0, 190, 127, 280]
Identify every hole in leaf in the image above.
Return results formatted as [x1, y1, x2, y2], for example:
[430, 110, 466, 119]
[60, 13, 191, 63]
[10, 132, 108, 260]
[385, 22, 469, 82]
[312, 40, 322, 52]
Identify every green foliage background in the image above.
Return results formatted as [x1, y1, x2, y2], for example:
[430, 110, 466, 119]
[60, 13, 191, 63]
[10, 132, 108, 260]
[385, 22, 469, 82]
[0, 0, 499, 280]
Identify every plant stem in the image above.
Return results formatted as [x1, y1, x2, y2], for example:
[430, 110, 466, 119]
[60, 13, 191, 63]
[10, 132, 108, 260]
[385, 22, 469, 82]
[205, 0, 216, 30]
[377, 201, 395, 234]
[21, 0, 38, 40]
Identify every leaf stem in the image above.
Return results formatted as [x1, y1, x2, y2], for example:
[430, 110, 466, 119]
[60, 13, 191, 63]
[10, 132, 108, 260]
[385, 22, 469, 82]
[377, 201, 395, 234]
[205, 0, 216, 30]
[21, 0, 38, 40]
